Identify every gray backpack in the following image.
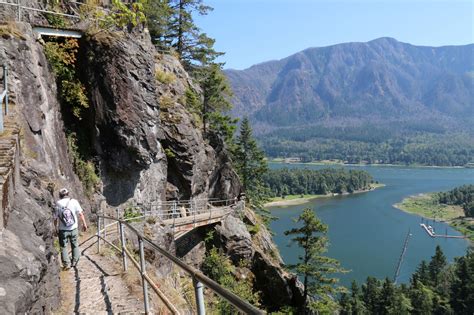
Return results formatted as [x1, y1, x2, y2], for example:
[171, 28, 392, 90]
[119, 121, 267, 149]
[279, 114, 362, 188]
[59, 199, 75, 227]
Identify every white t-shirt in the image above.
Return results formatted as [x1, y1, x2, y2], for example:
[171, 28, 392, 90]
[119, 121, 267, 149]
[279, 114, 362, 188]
[55, 198, 83, 231]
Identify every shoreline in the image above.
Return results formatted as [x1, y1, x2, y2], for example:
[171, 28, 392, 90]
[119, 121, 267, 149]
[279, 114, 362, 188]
[268, 160, 467, 169]
[394, 193, 473, 243]
[265, 183, 385, 207]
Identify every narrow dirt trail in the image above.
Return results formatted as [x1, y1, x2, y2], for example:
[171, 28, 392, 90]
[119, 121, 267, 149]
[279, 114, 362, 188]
[57, 235, 145, 314]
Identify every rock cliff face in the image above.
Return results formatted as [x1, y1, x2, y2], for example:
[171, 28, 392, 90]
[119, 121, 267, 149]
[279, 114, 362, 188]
[0, 23, 88, 313]
[0, 19, 300, 313]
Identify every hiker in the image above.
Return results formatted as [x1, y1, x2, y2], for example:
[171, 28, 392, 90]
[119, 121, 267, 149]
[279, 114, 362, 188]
[54, 188, 88, 270]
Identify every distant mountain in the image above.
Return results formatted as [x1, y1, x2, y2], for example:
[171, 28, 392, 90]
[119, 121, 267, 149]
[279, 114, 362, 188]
[226, 38, 474, 134]
[225, 38, 474, 166]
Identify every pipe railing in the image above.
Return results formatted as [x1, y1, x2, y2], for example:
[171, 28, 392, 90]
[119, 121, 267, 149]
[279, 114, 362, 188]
[0, 64, 9, 133]
[0, 1, 82, 21]
[96, 214, 263, 315]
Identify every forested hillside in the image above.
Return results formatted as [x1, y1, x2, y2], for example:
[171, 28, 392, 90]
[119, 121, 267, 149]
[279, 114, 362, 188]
[263, 168, 374, 197]
[226, 38, 474, 166]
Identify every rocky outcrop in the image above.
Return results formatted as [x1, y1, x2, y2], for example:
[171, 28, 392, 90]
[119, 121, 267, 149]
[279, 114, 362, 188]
[80, 30, 167, 207]
[0, 23, 89, 313]
[212, 209, 304, 311]
[0, 19, 300, 314]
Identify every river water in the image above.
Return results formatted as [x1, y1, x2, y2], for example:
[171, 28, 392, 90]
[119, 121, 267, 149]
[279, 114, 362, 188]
[267, 164, 473, 287]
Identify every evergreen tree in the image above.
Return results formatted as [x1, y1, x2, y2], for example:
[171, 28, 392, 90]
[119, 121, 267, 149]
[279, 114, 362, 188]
[199, 63, 233, 136]
[362, 277, 380, 314]
[284, 208, 344, 313]
[144, 0, 173, 49]
[232, 118, 271, 222]
[377, 278, 397, 315]
[412, 260, 431, 285]
[450, 250, 474, 314]
[165, 0, 222, 66]
[349, 281, 367, 315]
[409, 279, 434, 315]
[429, 245, 447, 286]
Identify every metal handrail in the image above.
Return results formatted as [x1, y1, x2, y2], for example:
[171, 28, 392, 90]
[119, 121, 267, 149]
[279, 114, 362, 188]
[97, 214, 264, 315]
[0, 1, 82, 20]
[0, 64, 9, 133]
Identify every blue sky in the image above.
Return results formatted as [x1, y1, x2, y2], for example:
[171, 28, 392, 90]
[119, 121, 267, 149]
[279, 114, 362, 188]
[195, 0, 474, 70]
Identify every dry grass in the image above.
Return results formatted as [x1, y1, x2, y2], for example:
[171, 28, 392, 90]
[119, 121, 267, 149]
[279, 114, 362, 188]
[0, 22, 25, 40]
[155, 69, 176, 84]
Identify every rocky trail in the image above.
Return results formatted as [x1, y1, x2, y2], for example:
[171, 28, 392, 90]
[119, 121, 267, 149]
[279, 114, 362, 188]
[56, 235, 145, 314]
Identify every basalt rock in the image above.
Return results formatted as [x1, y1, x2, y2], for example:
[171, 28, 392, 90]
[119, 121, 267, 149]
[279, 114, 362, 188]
[0, 23, 89, 313]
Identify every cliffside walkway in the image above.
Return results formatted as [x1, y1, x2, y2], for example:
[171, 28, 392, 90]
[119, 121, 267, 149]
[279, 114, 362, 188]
[92, 202, 263, 315]
[131, 198, 244, 239]
[57, 235, 145, 314]
[57, 198, 260, 314]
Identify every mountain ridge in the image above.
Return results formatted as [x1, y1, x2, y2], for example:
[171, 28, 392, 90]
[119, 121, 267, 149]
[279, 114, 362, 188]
[226, 37, 474, 134]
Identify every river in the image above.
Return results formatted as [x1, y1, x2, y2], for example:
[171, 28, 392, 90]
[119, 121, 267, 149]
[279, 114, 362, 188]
[267, 164, 473, 287]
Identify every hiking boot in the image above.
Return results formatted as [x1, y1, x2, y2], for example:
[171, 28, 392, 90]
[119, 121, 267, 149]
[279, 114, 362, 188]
[63, 265, 71, 271]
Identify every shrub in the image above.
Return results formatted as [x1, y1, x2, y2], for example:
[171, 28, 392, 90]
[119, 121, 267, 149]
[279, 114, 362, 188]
[155, 68, 176, 84]
[67, 133, 100, 197]
[43, 39, 90, 119]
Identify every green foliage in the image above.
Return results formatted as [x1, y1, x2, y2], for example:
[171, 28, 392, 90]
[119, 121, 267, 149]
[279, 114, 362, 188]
[164, 148, 176, 159]
[438, 184, 474, 217]
[262, 126, 474, 167]
[43, 39, 90, 120]
[341, 246, 474, 315]
[264, 168, 374, 197]
[232, 118, 272, 224]
[66, 133, 100, 197]
[285, 208, 345, 313]
[123, 205, 143, 221]
[155, 68, 176, 84]
[45, 1, 67, 27]
[104, 0, 147, 29]
[201, 247, 260, 313]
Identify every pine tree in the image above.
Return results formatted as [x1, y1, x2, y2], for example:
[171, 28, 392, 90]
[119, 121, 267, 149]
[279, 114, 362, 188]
[362, 277, 380, 314]
[412, 260, 431, 285]
[450, 250, 474, 314]
[199, 63, 233, 136]
[284, 208, 344, 313]
[144, 0, 173, 49]
[165, 0, 222, 66]
[429, 245, 447, 286]
[377, 278, 397, 315]
[349, 281, 367, 315]
[409, 279, 434, 315]
[232, 118, 271, 222]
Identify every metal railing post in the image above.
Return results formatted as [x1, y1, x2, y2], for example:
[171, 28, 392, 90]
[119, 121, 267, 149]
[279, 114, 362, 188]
[103, 216, 107, 241]
[172, 201, 177, 236]
[193, 200, 196, 227]
[97, 216, 101, 253]
[193, 277, 206, 315]
[119, 221, 128, 271]
[3, 64, 8, 116]
[138, 236, 150, 314]
[17, 0, 21, 21]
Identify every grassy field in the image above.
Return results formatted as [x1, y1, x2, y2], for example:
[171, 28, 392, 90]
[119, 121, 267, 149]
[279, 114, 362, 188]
[394, 193, 473, 242]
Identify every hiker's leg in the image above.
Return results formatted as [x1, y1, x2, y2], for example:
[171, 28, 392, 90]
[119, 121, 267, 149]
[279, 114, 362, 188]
[58, 230, 70, 267]
[70, 228, 80, 266]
